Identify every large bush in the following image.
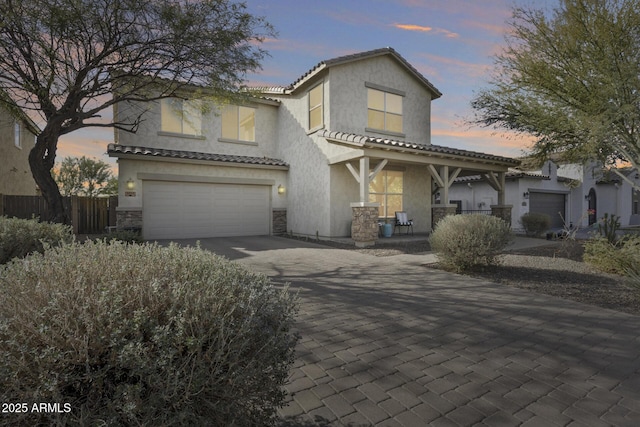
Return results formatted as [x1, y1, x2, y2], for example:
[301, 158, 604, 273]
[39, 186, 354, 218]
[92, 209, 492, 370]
[0, 241, 299, 426]
[430, 214, 513, 273]
[0, 216, 74, 264]
[519, 212, 551, 237]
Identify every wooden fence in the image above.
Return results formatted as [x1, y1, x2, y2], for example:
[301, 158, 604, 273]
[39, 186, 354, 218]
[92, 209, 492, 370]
[0, 194, 118, 235]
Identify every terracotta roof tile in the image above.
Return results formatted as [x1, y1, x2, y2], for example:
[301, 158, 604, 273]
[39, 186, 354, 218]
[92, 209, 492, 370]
[319, 130, 520, 166]
[107, 144, 289, 168]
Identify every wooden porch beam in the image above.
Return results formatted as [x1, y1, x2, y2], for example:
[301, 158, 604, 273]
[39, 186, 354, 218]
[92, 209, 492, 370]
[369, 159, 388, 181]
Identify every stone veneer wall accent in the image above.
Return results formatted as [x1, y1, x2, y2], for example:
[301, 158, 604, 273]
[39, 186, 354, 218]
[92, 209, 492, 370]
[491, 205, 513, 226]
[431, 205, 457, 230]
[351, 204, 379, 248]
[116, 209, 142, 231]
[272, 208, 287, 235]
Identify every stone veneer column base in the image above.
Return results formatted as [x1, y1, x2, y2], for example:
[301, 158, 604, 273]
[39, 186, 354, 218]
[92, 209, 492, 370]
[351, 202, 379, 248]
[431, 204, 458, 230]
[491, 205, 513, 226]
[272, 208, 287, 235]
[116, 208, 142, 232]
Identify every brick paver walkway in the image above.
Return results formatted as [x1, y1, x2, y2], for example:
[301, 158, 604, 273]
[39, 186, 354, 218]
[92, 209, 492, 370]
[196, 237, 640, 426]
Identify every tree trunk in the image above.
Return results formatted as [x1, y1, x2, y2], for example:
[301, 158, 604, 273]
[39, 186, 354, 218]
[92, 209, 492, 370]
[28, 129, 70, 224]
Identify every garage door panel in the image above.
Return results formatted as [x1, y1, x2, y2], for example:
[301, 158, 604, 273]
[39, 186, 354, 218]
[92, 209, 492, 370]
[530, 192, 566, 229]
[143, 181, 270, 240]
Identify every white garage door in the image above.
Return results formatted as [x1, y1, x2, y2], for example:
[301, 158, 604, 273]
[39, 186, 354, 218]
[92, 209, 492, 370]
[143, 181, 270, 239]
[530, 192, 566, 229]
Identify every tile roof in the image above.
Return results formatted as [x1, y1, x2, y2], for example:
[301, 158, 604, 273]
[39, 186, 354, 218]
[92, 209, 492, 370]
[454, 171, 574, 183]
[107, 144, 289, 168]
[319, 130, 520, 166]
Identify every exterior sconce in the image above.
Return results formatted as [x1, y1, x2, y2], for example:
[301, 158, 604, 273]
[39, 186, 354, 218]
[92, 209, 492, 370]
[277, 184, 285, 195]
[126, 179, 135, 190]
[523, 191, 529, 199]
[585, 194, 590, 201]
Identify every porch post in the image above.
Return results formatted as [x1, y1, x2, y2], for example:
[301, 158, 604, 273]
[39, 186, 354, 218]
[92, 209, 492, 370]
[346, 156, 380, 247]
[428, 165, 459, 229]
[486, 172, 512, 225]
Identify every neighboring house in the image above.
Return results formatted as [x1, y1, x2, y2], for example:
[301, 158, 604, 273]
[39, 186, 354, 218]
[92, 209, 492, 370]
[449, 159, 640, 232]
[109, 47, 519, 243]
[0, 97, 39, 195]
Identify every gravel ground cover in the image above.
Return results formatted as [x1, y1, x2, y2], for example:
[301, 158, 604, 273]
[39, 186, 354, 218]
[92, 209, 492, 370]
[301, 236, 640, 316]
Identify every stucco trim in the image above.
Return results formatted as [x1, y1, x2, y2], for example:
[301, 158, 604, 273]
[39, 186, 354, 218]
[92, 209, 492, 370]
[137, 173, 276, 186]
[365, 81, 406, 97]
[217, 137, 259, 146]
[157, 131, 206, 140]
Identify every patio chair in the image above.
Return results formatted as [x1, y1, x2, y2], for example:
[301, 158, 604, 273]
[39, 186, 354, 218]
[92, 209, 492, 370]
[394, 211, 414, 235]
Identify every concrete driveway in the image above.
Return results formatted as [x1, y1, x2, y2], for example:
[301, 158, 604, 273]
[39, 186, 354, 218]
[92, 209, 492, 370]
[164, 236, 640, 426]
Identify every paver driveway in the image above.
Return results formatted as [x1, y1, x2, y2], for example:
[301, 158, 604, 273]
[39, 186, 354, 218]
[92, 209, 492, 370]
[170, 236, 640, 426]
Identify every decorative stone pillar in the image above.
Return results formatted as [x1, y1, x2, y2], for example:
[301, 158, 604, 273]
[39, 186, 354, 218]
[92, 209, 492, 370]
[116, 208, 143, 232]
[272, 208, 287, 235]
[350, 202, 379, 248]
[431, 204, 457, 230]
[491, 205, 513, 226]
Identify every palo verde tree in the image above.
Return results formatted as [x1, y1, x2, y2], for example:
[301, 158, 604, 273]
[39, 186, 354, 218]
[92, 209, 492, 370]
[0, 0, 273, 223]
[471, 0, 640, 189]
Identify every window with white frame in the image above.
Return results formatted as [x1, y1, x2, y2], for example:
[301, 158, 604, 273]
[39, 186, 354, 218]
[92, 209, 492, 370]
[308, 83, 323, 130]
[367, 87, 403, 133]
[221, 105, 255, 142]
[160, 98, 202, 136]
[14, 122, 21, 148]
[369, 170, 403, 218]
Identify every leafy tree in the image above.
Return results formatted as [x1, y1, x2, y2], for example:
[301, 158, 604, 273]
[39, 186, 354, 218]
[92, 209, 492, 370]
[54, 156, 114, 197]
[0, 0, 273, 223]
[471, 0, 640, 189]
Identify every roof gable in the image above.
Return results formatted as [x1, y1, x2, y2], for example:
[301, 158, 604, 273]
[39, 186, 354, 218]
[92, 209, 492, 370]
[258, 47, 442, 99]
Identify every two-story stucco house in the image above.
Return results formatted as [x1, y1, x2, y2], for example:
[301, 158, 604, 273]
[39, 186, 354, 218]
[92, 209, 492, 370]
[109, 47, 519, 244]
[0, 96, 40, 196]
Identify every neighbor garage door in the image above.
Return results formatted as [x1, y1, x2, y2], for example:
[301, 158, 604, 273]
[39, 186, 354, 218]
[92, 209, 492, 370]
[143, 181, 270, 239]
[529, 192, 566, 229]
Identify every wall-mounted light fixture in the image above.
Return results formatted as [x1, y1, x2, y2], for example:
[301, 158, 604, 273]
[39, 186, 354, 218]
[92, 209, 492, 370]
[277, 184, 285, 195]
[585, 194, 591, 201]
[126, 179, 135, 190]
[523, 191, 529, 199]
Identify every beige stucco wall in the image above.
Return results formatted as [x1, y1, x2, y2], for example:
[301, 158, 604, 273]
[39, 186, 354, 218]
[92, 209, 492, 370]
[328, 56, 433, 145]
[116, 98, 280, 159]
[0, 112, 37, 195]
[116, 158, 288, 212]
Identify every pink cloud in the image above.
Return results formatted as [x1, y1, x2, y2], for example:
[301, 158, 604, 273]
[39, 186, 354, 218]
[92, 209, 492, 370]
[393, 23, 459, 38]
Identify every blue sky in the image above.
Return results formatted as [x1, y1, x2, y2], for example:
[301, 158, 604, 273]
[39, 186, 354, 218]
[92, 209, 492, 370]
[59, 0, 558, 168]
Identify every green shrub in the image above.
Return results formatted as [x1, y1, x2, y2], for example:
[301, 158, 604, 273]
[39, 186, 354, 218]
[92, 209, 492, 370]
[584, 235, 640, 276]
[0, 240, 299, 426]
[519, 212, 551, 237]
[0, 216, 73, 264]
[430, 214, 513, 273]
[91, 229, 143, 244]
[597, 212, 621, 244]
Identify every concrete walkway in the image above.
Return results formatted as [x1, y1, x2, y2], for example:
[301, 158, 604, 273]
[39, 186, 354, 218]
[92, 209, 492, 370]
[166, 236, 640, 426]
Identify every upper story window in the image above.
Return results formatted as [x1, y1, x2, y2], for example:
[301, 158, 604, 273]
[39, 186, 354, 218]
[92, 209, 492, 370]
[160, 98, 202, 137]
[308, 83, 323, 130]
[14, 122, 21, 148]
[221, 105, 255, 142]
[367, 87, 403, 134]
[369, 170, 403, 218]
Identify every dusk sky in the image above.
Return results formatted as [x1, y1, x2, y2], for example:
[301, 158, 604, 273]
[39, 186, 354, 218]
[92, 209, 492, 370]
[58, 0, 558, 170]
